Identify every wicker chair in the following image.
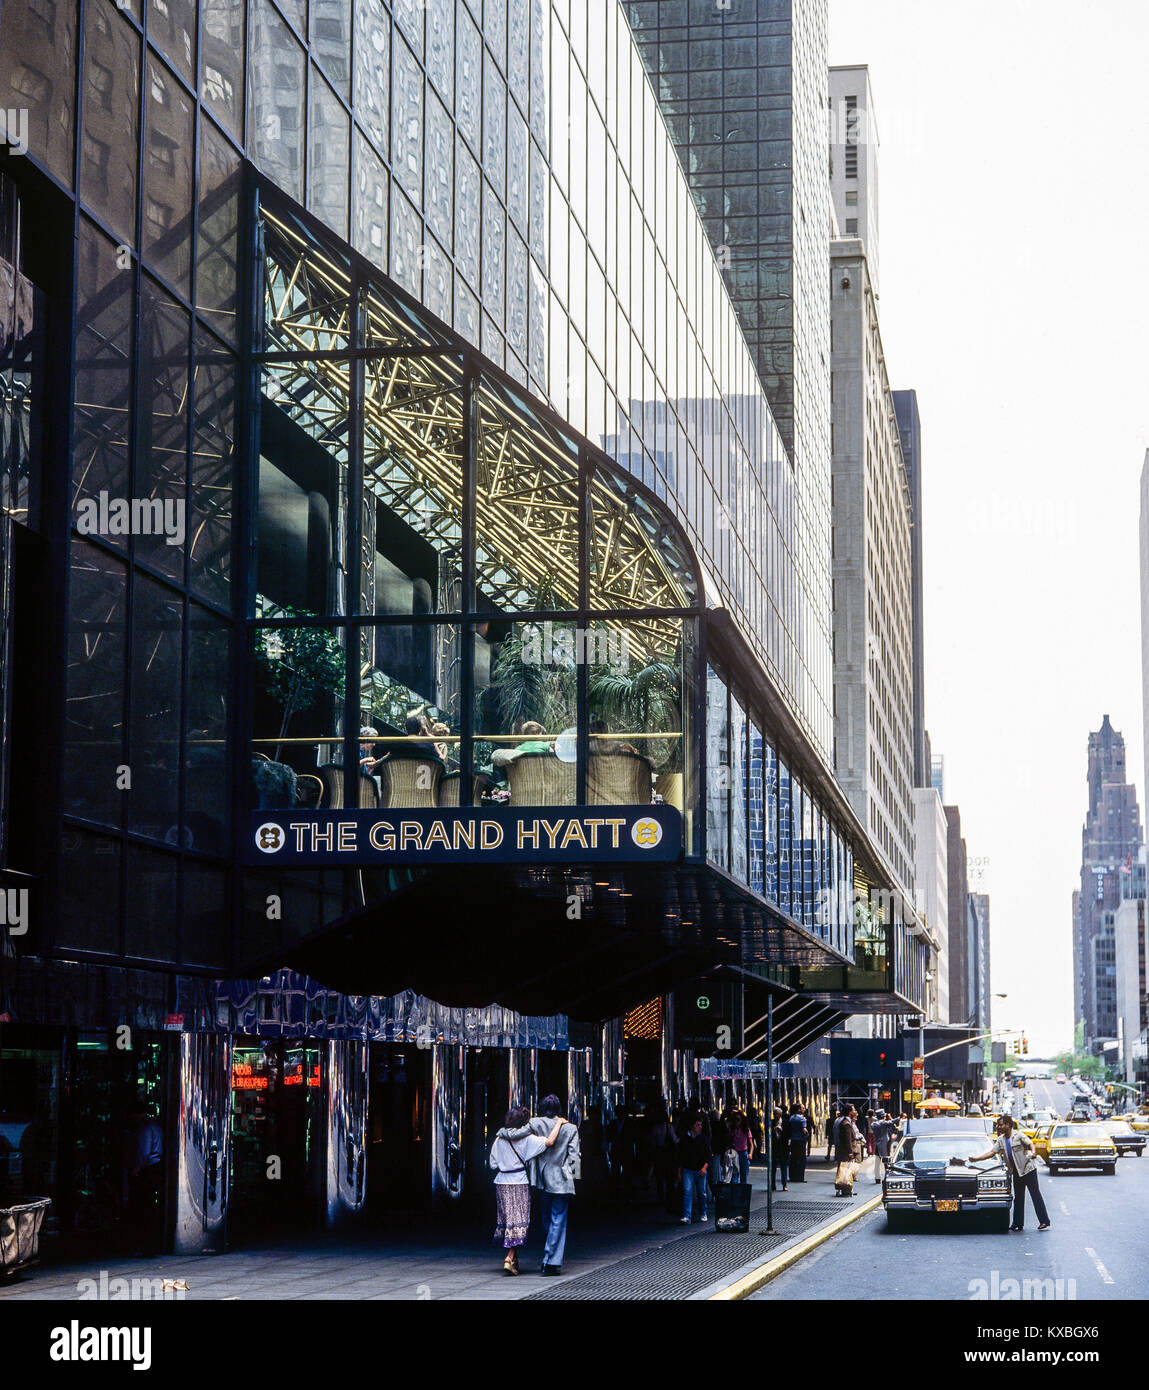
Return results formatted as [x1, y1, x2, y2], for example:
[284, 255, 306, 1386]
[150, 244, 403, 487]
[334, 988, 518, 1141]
[588, 750, 653, 805]
[379, 755, 443, 808]
[318, 765, 381, 809]
[655, 771, 684, 812]
[437, 771, 493, 806]
[505, 751, 576, 806]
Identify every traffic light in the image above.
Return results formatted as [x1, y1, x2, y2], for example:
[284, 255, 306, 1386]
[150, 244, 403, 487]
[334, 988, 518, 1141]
[878, 1050, 888, 1068]
[1022, 1036, 1029, 1056]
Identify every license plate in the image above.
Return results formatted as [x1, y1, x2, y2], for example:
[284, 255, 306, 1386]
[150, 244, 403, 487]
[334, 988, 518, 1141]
[934, 1199, 960, 1212]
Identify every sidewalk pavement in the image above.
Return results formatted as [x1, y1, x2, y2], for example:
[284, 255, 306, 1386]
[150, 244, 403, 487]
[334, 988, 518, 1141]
[1, 1153, 885, 1302]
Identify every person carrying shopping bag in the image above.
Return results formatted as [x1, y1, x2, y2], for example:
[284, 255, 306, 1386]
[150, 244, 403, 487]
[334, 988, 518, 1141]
[833, 1104, 862, 1196]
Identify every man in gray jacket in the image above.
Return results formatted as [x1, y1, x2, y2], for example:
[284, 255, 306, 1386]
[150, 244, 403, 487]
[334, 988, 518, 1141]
[529, 1095, 581, 1274]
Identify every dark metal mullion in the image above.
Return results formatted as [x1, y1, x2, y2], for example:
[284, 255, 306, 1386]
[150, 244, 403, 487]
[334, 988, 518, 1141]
[343, 265, 366, 851]
[230, 170, 263, 896]
[120, 11, 149, 961]
[694, 612, 707, 863]
[576, 448, 590, 805]
[459, 361, 477, 804]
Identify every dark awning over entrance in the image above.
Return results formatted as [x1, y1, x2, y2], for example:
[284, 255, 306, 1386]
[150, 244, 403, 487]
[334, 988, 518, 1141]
[269, 861, 851, 1021]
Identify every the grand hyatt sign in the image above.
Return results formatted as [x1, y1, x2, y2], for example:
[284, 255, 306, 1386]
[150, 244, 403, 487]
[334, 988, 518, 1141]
[246, 805, 681, 866]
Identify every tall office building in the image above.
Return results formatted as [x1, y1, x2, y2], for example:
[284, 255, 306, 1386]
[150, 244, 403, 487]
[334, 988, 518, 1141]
[894, 390, 926, 789]
[828, 65, 879, 295]
[913, 785, 949, 1023]
[969, 892, 991, 1033]
[1073, 716, 1143, 1047]
[945, 805, 970, 1025]
[1115, 851, 1147, 1084]
[829, 235, 916, 903]
[1140, 451, 1149, 813]
[0, 0, 928, 1253]
[622, 0, 834, 764]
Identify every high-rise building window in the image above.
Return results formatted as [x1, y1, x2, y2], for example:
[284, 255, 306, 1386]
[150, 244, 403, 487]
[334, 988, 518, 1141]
[845, 96, 858, 178]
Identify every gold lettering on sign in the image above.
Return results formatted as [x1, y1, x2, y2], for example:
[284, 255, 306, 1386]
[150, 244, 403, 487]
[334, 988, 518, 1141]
[424, 820, 451, 850]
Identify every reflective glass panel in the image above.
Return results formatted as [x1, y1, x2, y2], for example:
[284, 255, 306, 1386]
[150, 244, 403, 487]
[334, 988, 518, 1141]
[474, 378, 579, 612]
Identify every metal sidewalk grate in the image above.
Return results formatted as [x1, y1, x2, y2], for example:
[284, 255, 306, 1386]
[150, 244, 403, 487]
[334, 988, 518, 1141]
[523, 1197, 850, 1301]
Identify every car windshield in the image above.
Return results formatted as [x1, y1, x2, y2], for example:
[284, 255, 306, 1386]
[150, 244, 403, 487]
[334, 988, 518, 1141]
[1052, 1125, 1107, 1140]
[891, 1136, 995, 1166]
[1105, 1121, 1133, 1134]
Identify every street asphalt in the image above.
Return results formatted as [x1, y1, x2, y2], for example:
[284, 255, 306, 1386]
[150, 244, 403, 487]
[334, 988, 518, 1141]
[751, 1076, 1143, 1301]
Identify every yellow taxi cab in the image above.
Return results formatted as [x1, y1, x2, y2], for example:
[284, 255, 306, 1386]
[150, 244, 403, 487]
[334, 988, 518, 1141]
[1129, 1113, 1149, 1135]
[1032, 1123, 1056, 1163]
[1045, 1122, 1118, 1175]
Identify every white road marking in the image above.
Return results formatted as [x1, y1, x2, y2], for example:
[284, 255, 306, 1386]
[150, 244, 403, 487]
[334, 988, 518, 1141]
[1084, 1247, 1115, 1285]
[1059, 1201, 1070, 1216]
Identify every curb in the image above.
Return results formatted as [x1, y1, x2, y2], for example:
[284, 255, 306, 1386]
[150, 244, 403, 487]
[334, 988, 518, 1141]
[708, 1191, 883, 1300]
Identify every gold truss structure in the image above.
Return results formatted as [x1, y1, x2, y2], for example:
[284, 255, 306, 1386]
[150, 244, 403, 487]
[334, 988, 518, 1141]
[260, 209, 697, 659]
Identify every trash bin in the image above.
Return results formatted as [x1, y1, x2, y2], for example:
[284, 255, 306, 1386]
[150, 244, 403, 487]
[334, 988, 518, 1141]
[0, 1199, 52, 1280]
[712, 1182, 752, 1233]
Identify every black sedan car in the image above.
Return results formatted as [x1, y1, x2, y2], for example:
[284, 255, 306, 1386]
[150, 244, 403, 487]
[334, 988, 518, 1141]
[883, 1118, 1013, 1231]
[1102, 1119, 1145, 1157]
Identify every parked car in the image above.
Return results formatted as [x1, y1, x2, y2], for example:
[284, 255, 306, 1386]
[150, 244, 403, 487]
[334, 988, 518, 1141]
[882, 1118, 1011, 1231]
[1045, 1123, 1118, 1175]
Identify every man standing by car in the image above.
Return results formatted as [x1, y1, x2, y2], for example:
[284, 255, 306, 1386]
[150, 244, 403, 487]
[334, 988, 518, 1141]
[971, 1115, 1050, 1232]
[870, 1109, 895, 1184]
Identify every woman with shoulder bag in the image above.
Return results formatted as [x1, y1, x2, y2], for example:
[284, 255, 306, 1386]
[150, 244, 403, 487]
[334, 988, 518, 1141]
[489, 1105, 565, 1274]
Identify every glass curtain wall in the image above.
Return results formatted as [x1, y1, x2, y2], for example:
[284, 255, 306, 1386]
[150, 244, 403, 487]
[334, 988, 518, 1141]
[249, 186, 700, 838]
[707, 658, 854, 961]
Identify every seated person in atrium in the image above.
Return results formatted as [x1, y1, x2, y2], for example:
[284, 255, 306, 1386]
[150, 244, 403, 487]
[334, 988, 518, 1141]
[492, 720, 553, 770]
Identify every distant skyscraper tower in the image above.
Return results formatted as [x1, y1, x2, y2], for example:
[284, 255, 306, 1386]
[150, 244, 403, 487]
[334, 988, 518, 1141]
[1074, 716, 1143, 1047]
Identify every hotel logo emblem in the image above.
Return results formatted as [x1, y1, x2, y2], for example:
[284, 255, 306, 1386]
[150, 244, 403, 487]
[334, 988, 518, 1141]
[255, 822, 286, 853]
[631, 817, 663, 849]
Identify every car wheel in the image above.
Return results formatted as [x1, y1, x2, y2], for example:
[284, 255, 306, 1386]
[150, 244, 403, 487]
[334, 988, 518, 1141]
[886, 1211, 908, 1233]
[992, 1208, 1011, 1233]
[1104, 1165, 1116, 1175]
[1047, 1165, 1057, 1175]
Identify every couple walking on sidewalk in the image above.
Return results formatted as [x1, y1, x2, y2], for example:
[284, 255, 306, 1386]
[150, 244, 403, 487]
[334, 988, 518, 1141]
[489, 1096, 582, 1276]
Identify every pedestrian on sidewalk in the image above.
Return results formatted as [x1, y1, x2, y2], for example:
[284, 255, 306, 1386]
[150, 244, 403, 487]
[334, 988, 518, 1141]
[528, 1095, 580, 1276]
[678, 1117, 710, 1223]
[833, 1105, 862, 1196]
[707, 1108, 730, 1197]
[770, 1108, 789, 1191]
[787, 1103, 809, 1182]
[870, 1109, 895, 1184]
[970, 1116, 1050, 1233]
[124, 1109, 164, 1256]
[826, 1104, 840, 1163]
[490, 1106, 565, 1275]
[649, 1102, 680, 1214]
[729, 1109, 755, 1185]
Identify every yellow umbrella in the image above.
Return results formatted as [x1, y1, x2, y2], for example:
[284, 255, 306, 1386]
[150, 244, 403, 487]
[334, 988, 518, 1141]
[918, 1097, 960, 1111]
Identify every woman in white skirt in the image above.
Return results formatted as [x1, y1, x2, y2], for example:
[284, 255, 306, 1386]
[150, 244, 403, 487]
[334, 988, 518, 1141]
[490, 1105, 565, 1274]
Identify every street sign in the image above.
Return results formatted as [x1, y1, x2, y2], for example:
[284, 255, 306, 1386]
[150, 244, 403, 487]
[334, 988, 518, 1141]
[896, 1059, 912, 1072]
[912, 1056, 924, 1090]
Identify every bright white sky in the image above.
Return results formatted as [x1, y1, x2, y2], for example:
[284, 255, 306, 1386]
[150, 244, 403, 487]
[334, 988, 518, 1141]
[829, 0, 1149, 1055]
